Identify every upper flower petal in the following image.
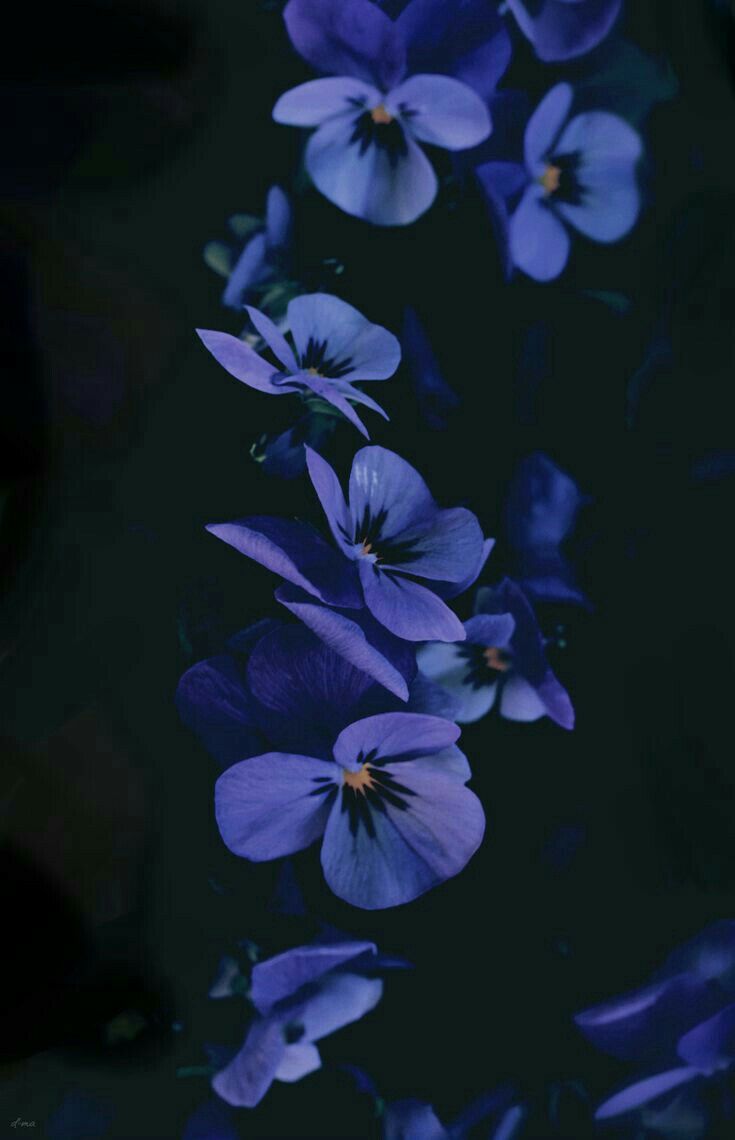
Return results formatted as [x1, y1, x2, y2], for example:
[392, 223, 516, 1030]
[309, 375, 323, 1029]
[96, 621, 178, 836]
[464, 613, 516, 648]
[510, 185, 571, 282]
[273, 77, 380, 127]
[206, 516, 362, 607]
[245, 305, 298, 371]
[306, 445, 356, 553]
[659, 921, 735, 992]
[211, 1017, 286, 1108]
[524, 82, 573, 171]
[332, 711, 460, 770]
[595, 1067, 700, 1121]
[282, 0, 406, 88]
[507, 0, 623, 63]
[287, 292, 401, 381]
[222, 232, 269, 310]
[387, 74, 492, 151]
[305, 112, 438, 226]
[396, 0, 511, 101]
[196, 329, 287, 393]
[215, 751, 337, 861]
[349, 445, 436, 539]
[359, 560, 466, 642]
[251, 941, 376, 1015]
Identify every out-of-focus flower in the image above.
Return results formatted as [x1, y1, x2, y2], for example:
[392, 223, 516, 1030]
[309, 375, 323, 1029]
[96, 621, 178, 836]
[575, 921, 735, 1133]
[212, 940, 384, 1106]
[477, 83, 642, 281]
[503, 0, 622, 63]
[417, 578, 574, 728]
[205, 446, 491, 696]
[204, 186, 293, 312]
[504, 452, 590, 608]
[272, 0, 499, 225]
[401, 306, 459, 430]
[182, 1098, 239, 1140]
[197, 292, 400, 438]
[215, 711, 485, 909]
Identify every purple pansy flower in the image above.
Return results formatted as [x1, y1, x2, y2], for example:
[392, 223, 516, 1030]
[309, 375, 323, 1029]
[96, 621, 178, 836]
[176, 620, 457, 772]
[205, 445, 491, 698]
[212, 940, 384, 1107]
[272, 0, 499, 225]
[197, 292, 400, 438]
[503, 0, 623, 63]
[215, 711, 485, 909]
[504, 452, 591, 608]
[576, 922, 735, 1130]
[417, 578, 574, 728]
[204, 185, 292, 312]
[477, 82, 642, 281]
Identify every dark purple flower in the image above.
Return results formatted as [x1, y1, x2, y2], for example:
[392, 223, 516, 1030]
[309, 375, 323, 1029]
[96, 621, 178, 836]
[197, 291, 400, 438]
[504, 452, 590, 608]
[504, 0, 623, 63]
[576, 922, 735, 1127]
[272, 0, 501, 225]
[402, 306, 460, 430]
[204, 186, 293, 312]
[215, 711, 485, 909]
[477, 82, 642, 281]
[418, 578, 574, 728]
[205, 446, 491, 696]
[212, 940, 384, 1106]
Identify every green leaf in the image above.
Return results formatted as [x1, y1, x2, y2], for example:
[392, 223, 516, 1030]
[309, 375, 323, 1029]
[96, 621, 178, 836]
[203, 240, 233, 278]
[228, 213, 263, 240]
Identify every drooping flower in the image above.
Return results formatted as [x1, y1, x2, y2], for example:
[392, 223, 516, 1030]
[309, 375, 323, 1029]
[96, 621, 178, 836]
[176, 620, 457, 772]
[272, 0, 501, 225]
[204, 185, 293, 312]
[205, 445, 491, 697]
[212, 940, 385, 1107]
[215, 711, 485, 909]
[503, 0, 623, 63]
[417, 578, 574, 728]
[504, 452, 590, 608]
[575, 921, 735, 1133]
[197, 292, 400, 438]
[477, 82, 642, 281]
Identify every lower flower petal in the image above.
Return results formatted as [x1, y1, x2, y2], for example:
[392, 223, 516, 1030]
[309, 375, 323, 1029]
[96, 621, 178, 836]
[499, 674, 546, 722]
[211, 1017, 285, 1108]
[215, 752, 337, 861]
[417, 641, 499, 725]
[596, 1067, 700, 1121]
[196, 329, 287, 393]
[274, 1042, 322, 1083]
[359, 562, 466, 642]
[305, 115, 438, 226]
[510, 186, 571, 282]
[298, 972, 383, 1041]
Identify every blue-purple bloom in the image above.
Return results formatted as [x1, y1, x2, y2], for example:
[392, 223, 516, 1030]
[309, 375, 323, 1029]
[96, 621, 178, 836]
[197, 292, 400, 438]
[204, 186, 292, 312]
[417, 578, 574, 728]
[402, 306, 459, 430]
[504, 452, 590, 608]
[477, 82, 642, 281]
[273, 0, 500, 225]
[503, 0, 623, 63]
[215, 711, 485, 909]
[206, 445, 491, 698]
[576, 921, 735, 1131]
[212, 940, 385, 1106]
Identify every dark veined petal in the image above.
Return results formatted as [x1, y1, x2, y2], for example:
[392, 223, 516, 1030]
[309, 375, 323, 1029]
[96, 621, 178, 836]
[349, 445, 437, 539]
[332, 711, 460, 770]
[282, 0, 406, 89]
[387, 74, 491, 151]
[245, 305, 298, 371]
[305, 114, 438, 227]
[215, 752, 337, 861]
[359, 560, 466, 642]
[396, 0, 511, 101]
[273, 76, 380, 127]
[510, 184, 571, 282]
[206, 516, 361, 607]
[211, 1017, 285, 1108]
[196, 328, 288, 393]
[251, 940, 376, 1015]
[288, 292, 401, 382]
[595, 1068, 699, 1121]
[176, 655, 264, 769]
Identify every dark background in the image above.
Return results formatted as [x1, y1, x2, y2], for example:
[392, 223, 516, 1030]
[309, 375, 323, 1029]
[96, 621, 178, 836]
[2, 1, 735, 1136]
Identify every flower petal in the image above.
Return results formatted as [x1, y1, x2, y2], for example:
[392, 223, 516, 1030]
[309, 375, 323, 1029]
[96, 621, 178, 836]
[222, 233, 269, 309]
[282, 0, 406, 88]
[360, 562, 465, 642]
[660, 921, 735, 990]
[214, 752, 337, 861]
[416, 642, 499, 725]
[211, 1017, 285, 1108]
[432, 536, 496, 600]
[508, 0, 623, 63]
[388, 74, 491, 151]
[499, 674, 546, 722]
[332, 711, 460, 770]
[275, 583, 415, 701]
[349, 445, 436, 539]
[245, 305, 298, 371]
[274, 1042, 322, 1082]
[396, 0, 511, 101]
[196, 329, 286, 393]
[265, 184, 292, 249]
[595, 1068, 700, 1121]
[206, 516, 361, 607]
[299, 371, 371, 437]
[510, 185, 571, 282]
[555, 112, 642, 242]
[176, 655, 264, 770]
[251, 941, 376, 1014]
[383, 1098, 449, 1140]
[288, 291, 401, 382]
[677, 1003, 735, 1074]
[524, 82, 573, 170]
[305, 114, 438, 226]
[464, 613, 516, 647]
[383, 507, 485, 583]
[273, 77, 379, 127]
[305, 445, 354, 553]
[298, 972, 383, 1041]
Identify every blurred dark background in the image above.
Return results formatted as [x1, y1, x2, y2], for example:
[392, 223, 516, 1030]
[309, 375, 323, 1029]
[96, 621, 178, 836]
[2, 1, 735, 1136]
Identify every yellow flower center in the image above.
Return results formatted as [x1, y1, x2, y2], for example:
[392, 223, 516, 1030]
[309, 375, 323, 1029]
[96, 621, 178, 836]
[540, 164, 562, 195]
[307, 366, 322, 376]
[371, 103, 394, 125]
[483, 646, 511, 672]
[342, 764, 375, 795]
